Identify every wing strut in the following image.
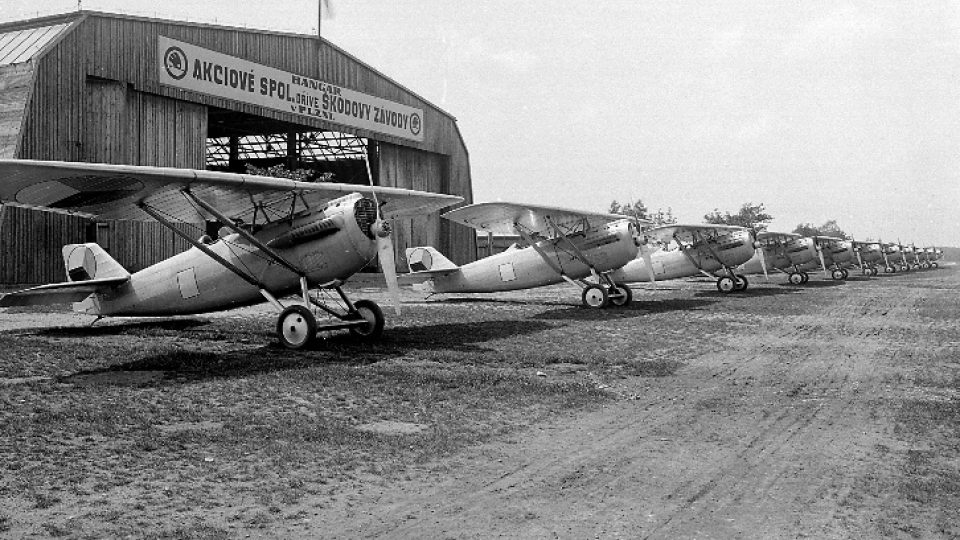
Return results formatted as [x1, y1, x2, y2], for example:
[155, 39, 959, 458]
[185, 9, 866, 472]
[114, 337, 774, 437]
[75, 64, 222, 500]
[183, 189, 307, 279]
[137, 201, 284, 310]
[514, 224, 565, 277]
[545, 216, 602, 278]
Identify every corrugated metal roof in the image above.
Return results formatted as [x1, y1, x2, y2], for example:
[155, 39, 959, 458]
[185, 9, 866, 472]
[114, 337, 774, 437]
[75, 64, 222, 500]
[0, 23, 69, 67]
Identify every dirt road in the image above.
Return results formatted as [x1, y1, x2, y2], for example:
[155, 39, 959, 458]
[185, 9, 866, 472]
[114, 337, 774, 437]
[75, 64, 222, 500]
[294, 270, 959, 539]
[2, 269, 957, 538]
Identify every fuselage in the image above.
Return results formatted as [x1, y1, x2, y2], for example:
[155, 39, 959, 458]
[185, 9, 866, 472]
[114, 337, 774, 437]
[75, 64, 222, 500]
[76, 194, 379, 316]
[740, 236, 818, 274]
[856, 243, 884, 266]
[427, 219, 639, 293]
[611, 228, 755, 282]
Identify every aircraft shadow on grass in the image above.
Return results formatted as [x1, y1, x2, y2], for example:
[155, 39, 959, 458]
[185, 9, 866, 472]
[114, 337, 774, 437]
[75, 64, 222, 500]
[776, 280, 846, 289]
[28, 318, 211, 337]
[691, 286, 803, 299]
[56, 318, 556, 385]
[535, 297, 718, 321]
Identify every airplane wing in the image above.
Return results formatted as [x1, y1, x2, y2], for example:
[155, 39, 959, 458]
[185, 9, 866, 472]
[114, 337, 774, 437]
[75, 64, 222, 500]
[441, 202, 635, 236]
[647, 223, 748, 244]
[0, 159, 462, 222]
[0, 276, 128, 307]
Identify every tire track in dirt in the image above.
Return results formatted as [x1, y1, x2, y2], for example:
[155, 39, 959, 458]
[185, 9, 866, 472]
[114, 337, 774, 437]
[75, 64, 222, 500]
[282, 271, 951, 539]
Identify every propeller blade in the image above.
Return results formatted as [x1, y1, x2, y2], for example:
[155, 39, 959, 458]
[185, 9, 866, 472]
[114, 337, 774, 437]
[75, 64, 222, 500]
[363, 144, 400, 315]
[640, 245, 656, 288]
[376, 225, 401, 316]
[818, 246, 828, 275]
[757, 246, 769, 281]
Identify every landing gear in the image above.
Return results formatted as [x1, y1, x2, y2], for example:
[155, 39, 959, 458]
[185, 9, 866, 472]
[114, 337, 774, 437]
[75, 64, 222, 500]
[884, 266, 894, 273]
[788, 272, 804, 285]
[717, 276, 737, 293]
[831, 269, 845, 281]
[800, 272, 810, 284]
[582, 284, 610, 308]
[609, 283, 633, 307]
[899, 264, 909, 272]
[277, 305, 317, 350]
[841, 269, 849, 280]
[734, 274, 749, 291]
[348, 299, 385, 339]
[932, 262, 939, 269]
[921, 262, 931, 270]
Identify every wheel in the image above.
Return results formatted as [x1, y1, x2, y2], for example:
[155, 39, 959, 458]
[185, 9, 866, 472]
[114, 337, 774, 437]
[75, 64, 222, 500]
[932, 262, 939, 268]
[921, 262, 931, 270]
[717, 276, 737, 293]
[870, 268, 879, 277]
[734, 274, 749, 291]
[348, 299, 385, 339]
[788, 272, 804, 285]
[609, 283, 632, 307]
[841, 269, 849, 280]
[831, 269, 844, 281]
[800, 272, 810, 284]
[913, 263, 921, 269]
[900, 265, 909, 272]
[884, 266, 893, 274]
[581, 285, 610, 308]
[277, 305, 317, 350]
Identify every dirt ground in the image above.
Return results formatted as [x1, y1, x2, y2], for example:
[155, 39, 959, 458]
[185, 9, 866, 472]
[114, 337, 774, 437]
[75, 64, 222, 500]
[2, 267, 959, 539]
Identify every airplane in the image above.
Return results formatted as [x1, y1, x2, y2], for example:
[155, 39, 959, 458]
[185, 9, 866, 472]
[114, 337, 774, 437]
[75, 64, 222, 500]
[737, 231, 821, 285]
[401, 202, 648, 308]
[879, 241, 905, 273]
[804, 236, 855, 281]
[0, 159, 462, 349]
[607, 224, 760, 293]
[921, 247, 943, 268]
[851, 240, 885, 276]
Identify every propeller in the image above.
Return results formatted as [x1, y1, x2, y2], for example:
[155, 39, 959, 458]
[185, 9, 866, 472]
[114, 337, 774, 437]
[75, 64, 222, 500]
[751, 229, 769, 281]
[363, 151, 402, 316]
[816, 239, 829, 275]
[632, 223, 656, 288]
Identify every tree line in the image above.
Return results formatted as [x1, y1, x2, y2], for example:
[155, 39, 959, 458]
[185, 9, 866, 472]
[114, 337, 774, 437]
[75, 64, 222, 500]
[609, 199, 848, 238]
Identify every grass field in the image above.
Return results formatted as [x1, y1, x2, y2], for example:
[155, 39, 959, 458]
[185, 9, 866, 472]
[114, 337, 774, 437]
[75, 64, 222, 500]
[1, 268, 958, 538]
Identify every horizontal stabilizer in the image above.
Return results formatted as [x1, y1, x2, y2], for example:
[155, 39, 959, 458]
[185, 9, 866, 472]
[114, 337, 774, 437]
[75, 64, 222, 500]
[405, 246, 459, 273]
[0, 277, 128, 307]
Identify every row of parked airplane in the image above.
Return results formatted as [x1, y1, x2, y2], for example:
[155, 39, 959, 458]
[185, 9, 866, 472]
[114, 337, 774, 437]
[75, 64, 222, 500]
[401, 202, 943, 308]
[0, 159, 944, 349]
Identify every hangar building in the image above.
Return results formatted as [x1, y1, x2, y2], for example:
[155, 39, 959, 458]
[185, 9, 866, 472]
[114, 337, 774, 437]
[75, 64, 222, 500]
[0, 10, 474, 286]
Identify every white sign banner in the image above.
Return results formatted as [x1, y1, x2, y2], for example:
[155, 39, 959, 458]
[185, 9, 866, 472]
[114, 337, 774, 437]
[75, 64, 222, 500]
[157, 36, 424, 142]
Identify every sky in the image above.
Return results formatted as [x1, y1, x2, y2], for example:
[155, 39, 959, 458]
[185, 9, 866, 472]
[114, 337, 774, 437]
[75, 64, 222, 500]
[4, 1, 960, 246]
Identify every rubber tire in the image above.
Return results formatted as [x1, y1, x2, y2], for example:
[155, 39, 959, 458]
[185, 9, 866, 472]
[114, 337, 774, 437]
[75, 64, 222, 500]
[831, 269, 844, 281]
[348, 299, 385, 339]
[609, 283, 633, 307]
[841, 269, 849, 280]
[582, 285, 610, 308]
[932, 262, 939, 268]
[734, 274, 749, 291]
[800, 272, 810, 284]
[277, 305, 317, 350]
[717, 276, 737, 293]
[788, 272, 804, 285]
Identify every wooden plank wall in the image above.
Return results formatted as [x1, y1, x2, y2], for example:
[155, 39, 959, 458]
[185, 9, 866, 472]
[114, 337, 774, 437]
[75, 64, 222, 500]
[0, 204, 202, 285]
[0, 63, 34, 159]
[93, 220, 201, 273]
[0, 205, 89, 286]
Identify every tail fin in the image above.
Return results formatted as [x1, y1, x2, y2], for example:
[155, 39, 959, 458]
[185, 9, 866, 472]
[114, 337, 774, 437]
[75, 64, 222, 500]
[405, 246, 459, 273]
[62, 243, 130, 281]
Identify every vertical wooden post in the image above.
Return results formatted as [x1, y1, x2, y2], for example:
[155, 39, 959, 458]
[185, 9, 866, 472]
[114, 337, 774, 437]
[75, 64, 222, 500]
[487, 231, 494, 257]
